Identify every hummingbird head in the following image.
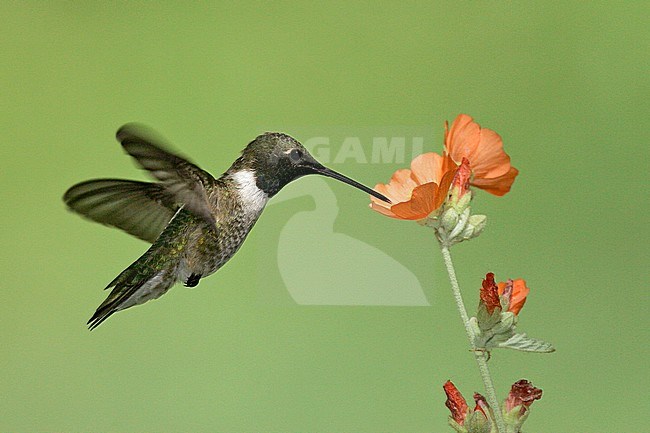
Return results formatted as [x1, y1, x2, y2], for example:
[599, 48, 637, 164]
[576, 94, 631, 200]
[230, 132, 390, 203]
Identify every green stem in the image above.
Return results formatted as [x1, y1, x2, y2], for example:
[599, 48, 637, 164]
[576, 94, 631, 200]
[440, 244, 506, 433]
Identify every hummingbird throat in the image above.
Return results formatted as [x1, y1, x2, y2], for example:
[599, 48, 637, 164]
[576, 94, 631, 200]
[230, 169, 270, 216]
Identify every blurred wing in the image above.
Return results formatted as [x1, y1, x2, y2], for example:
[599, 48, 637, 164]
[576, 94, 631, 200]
[63, 179, 177, 243]
[116, 124, 216, 228]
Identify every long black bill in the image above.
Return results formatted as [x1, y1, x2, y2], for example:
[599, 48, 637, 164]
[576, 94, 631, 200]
[314, 166, 391, 204]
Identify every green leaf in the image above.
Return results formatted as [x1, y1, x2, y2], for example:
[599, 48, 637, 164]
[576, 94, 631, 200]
[497, 333, 556, 353]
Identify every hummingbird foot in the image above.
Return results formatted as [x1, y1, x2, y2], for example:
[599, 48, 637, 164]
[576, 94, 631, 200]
[184, 273, 202, 287]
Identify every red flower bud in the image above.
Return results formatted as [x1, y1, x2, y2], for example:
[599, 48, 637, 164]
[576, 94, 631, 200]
[472, 392, 490, 418]
[480, 272, 501, 314]
[451, 157, 472, 199]
[505, 379, 543, 416]
[443, 380, 469, 425]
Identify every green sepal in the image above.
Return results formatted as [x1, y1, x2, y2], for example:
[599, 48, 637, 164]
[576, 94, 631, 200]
[474, 305, 518, 349]
[502, 405, 530, 432]
[455, 189, 472, 211]
[461, 214, 487, 241]
[476, 303, 501, 332]
[441, 207, 460, 232]
[499, 292, 511, 311]
[468, 214, 486, 232]
[435, 189, 487, 246]
[465, 410, 494, 433]
[447, 416, 469, 433]
[448, 208, 471, 240]
[498, 311, 516, 331]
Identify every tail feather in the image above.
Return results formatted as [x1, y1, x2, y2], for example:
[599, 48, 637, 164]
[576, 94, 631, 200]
[87, 306, 119, 331]
[87, 279, 147, 330]
[88, 270, 177, 330]
[87, 252, 180, 330]
[86, 207, 191, 330]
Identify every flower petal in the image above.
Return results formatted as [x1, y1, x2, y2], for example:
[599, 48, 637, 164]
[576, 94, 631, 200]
[470, 127, 511, 179]
[498, 278, 529, 315]
[369, 192, 398, 217]
[473, 393, 490, 418]
[384, 169, 418, 203]
[368, 202, 398, 218]
[444, 114, 518, 196]
[445, 114, 480, 159]
[410, 152, 445, 184]
[390, 182, 440, 220]
[369, 185, 398, 218]
[369, 184, 392, 209]
[470, 166, 519, 196]
[509, 279, 529, 315]
[435, 164, 457, 208]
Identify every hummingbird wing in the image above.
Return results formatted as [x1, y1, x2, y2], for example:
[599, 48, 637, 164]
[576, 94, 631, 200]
[117, 124, 217, 229]
[63, 179, 177, 243]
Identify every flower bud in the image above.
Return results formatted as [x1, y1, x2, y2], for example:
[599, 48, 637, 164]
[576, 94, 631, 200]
[503, 380, 543, 430]
[449, 157, 472, 208]
[444, 381, 470, 432]
[479, 273, 501, 314]
[451, 187, 472, 213]
[466, 214, 487, 238]
[465, 410, 492, 433]
[435, 158, 487, 245]
[459, 216, 486, 241]
[448, 208, 471, 240]
[441, 207, 460, 232]
[444, 382, 498, 433]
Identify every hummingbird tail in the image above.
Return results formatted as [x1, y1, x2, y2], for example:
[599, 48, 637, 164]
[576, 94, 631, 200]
[87, 206, 195, 330]
[87, 251, 180, 330]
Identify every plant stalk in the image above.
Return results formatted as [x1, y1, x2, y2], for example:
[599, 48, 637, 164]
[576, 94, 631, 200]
[440, 244, 506, 433]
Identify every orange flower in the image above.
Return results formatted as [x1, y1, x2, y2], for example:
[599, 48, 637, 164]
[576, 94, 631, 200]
[498, 279, 529, 315]
[370, 152, 457, 220]
[479, 273, 530, 315]
[444, 114, 519, 196]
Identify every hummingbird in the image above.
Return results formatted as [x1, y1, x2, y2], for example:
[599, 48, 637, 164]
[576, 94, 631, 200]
[64, 124, 390, 330]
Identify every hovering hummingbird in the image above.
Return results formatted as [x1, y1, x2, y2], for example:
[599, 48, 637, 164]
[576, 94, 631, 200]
[64, 124, 390, 329]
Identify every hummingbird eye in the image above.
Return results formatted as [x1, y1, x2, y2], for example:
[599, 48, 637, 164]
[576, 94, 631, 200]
[289, 148, 303, 163]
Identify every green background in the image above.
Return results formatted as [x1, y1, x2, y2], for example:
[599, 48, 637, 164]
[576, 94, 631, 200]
[1, 2, 647, 432]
